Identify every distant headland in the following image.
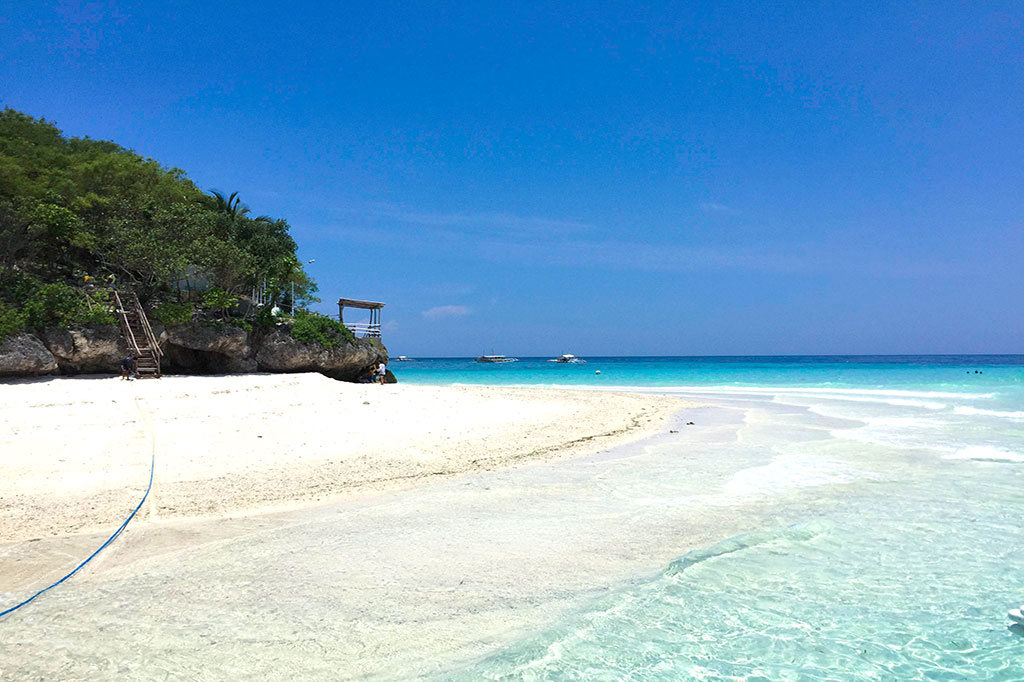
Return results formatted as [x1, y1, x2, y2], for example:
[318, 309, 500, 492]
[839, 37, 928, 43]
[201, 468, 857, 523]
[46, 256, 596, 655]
[0, 108, 387, 380]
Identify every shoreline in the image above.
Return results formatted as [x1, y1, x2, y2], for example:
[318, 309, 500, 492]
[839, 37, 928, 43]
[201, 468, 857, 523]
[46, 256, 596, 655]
[4, 372, 1018, 679]
[0, 391, 814, 681]
[0, 373, 693, 546]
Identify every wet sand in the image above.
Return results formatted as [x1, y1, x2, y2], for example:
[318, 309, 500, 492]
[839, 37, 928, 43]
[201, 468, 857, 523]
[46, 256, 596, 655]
[0, 373, 712, 679]
[0, 372, 686, 546]
[2, 403, 760, 682]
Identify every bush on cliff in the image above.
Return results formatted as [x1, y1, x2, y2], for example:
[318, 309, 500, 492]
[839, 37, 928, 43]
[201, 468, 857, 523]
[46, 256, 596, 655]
[151, 301, 195, 326]
[20, 283, 114, 329]
[290, 311, 356, 349]
[0, 303, 25, 340]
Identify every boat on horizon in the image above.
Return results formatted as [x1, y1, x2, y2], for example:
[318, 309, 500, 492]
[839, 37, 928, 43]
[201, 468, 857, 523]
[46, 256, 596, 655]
[476, 355, 519, 363]
[393, 355, 414, 361]
[548, 353, 586, 364]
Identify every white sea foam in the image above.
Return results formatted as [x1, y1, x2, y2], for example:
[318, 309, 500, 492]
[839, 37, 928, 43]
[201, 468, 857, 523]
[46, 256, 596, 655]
[646, 386, 993, 400]
[953, 406, 1024, 420]
[723, 455, 872, 497]
[538, 384, 993, 404]
[828, 416, 949, 451]
[942, 445, 1024, 463]
[787, 394, 947, 410]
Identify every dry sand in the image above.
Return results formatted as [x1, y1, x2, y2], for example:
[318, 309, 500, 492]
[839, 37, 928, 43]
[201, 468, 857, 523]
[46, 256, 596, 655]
[0, 373, 687, 545]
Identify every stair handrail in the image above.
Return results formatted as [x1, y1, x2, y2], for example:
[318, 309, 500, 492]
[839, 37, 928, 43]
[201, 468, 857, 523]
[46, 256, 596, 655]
[129, 292, 163, 360]
[111, 289, 141, 355]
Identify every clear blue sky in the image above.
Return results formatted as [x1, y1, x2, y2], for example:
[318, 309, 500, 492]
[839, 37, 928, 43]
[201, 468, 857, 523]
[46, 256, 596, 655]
[3, 1, 1021, 356]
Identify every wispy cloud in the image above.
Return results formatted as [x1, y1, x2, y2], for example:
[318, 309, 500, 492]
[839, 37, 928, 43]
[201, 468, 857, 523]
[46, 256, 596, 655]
[421, 305, 472, 320]
[475, 239, 807, 273]
[472, 235, 964, 279]
[375, 206, 591, 236]
[699, 202, 741, 215]
[314, 203, 957, 279]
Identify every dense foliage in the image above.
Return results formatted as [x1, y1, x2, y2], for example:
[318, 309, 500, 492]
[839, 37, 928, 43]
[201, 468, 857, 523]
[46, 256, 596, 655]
[290, 311, 356, 348]
[150, 300, 195, 326]
[0, 108, 316, 338]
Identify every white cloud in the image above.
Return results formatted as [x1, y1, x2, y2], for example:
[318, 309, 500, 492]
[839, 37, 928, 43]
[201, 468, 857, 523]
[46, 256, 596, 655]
[475, 239, 807, 273]
[699, 202, 740, 215]
[421, 305, 471, 320]
[376, 206, 591, 236]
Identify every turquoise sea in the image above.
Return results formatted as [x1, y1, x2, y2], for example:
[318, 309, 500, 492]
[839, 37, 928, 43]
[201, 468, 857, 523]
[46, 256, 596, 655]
[3, 357, 1022, 681]
[396, 356, 1024, 681]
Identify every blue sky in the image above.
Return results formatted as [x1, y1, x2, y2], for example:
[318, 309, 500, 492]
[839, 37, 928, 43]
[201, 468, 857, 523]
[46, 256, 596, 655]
[2, 1, 1022, 355]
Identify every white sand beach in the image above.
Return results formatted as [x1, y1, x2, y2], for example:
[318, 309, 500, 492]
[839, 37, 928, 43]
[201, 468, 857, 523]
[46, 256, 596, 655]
[0, 372, 686, 546]
[0, 373, 730, 680]
[10, 373, 1006, 680]
[0, 373, 704, 679]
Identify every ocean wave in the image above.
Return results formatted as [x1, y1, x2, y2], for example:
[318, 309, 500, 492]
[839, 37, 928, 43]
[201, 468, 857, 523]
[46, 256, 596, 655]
[667, 519, 831, 576]
[942, 445, 1024, 463]
[952, 406, 1024, 420]
[653, 386, 994, 400]
[522, 384, 994, 401]
[827, 415, 951, 451]
[795, 394, 946, 409]
[724, 456, 869, 497]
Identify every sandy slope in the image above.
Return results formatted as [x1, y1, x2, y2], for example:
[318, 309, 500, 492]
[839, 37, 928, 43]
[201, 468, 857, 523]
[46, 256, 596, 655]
[0, 373, 687, 544]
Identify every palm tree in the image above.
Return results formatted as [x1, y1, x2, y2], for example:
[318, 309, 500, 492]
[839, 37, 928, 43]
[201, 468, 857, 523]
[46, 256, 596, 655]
[209, 190, 251, 222]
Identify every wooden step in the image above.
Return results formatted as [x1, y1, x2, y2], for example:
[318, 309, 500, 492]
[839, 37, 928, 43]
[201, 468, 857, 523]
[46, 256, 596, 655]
[113, 289, 162, 379]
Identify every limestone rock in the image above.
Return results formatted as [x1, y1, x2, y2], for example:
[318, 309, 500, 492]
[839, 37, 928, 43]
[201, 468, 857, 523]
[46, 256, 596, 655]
[1, 320, 388, 381]
[223, 356, 259, 373]
[162, 322, 249, 357]
[159, 321, 253, 374]
[42, 326, 126, 374]
[0, 333, 58, 377]
[255, 328, 387, 381]
[254, 328, 318, 371]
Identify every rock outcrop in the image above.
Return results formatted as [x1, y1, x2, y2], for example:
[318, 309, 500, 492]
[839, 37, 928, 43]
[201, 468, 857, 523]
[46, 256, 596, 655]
[1, 322, 388, 382]
[163, 322, 250, 357]
[41, 326, 126, 374]
[159, 322, 256, 374]
[255, 328, 385, 381]
[0, 333, 58, 376]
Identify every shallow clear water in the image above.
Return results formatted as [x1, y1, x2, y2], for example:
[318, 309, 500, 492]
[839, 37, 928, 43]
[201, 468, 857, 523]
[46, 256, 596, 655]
[412, 357, 1024, 680]
[3, 357, 1023, 680]
[448, 470, 1023, 680]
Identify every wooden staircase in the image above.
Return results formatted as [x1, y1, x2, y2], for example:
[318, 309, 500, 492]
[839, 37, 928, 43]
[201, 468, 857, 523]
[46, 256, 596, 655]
[112, 290, 163, 378]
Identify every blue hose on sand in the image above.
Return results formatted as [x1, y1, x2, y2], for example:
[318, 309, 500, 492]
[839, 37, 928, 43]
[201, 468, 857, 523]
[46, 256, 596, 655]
[1, 403, 155, 620]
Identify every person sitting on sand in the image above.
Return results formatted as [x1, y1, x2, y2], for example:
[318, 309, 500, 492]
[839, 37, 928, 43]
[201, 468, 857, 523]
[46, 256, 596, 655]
[120, 354, 137, 380]
[359, 364, 376, 383]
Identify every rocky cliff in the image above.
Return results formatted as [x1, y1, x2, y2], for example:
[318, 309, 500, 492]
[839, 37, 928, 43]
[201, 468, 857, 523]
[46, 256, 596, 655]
[0, 322, 388, 382]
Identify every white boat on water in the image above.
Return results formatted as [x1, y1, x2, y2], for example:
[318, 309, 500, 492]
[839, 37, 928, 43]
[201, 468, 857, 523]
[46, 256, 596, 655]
[1010, 606, 1024, 625]
[476, 355, 518, 363]
[393, 355, 413, 362]
[548, 354, 586, 364]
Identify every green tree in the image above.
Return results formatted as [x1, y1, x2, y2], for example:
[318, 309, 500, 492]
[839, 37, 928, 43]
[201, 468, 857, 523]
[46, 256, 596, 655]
[0, 107, 316, 328]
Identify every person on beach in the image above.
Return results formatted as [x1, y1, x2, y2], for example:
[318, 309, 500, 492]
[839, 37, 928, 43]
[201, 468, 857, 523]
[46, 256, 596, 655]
[120, 354, 137, 380]
[377, 362, 387, 385]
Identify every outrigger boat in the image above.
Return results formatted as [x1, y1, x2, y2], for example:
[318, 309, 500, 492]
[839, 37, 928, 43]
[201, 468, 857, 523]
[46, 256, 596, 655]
[476, 355, 518, 363]
[548, 354, 586, 364]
